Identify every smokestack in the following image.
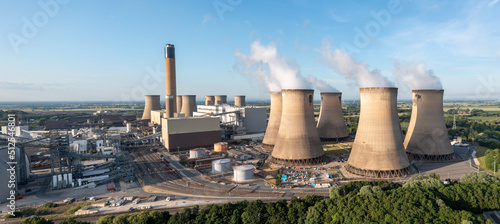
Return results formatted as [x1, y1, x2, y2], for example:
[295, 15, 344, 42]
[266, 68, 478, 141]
[346, 88, 411, 178]
[142, 95, 161, 120]
[180, 95, 197, 117]
[215, 95, 227, 105]
[262, 92, 282, 147]
[317, 92, 349, 141]
[205, 96, 215, 106]
[165, 44, 176, 118]
[270, 89, 326, 166]
[234, 95, 246, 107]
[176, 95, 182, 114]
[404, 90, 454, 161]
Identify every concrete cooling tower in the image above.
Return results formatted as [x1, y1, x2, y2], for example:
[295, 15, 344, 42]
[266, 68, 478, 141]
[270, 89, 326, 166]
[346, 88, 411, 178]
[234, 95, 246, 107]
[165, 44, 177, 117]
[317, 92, 349, 141]
[180, 95, 197, 117]
[404, 90, 454, 161]
[215, 95, 227, 105]
[205, 96, 215, 106]
[176, 95, 182, 114]
[262, 92, 282, 147]
[142, 95, 161, 120]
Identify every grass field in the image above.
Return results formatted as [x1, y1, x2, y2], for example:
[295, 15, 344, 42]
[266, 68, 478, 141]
[468, 116, 500, 123]
[475, 146, 493, 172]
[323, 143, 350, 155]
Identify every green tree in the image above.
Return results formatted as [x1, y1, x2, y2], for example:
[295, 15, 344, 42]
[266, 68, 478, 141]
[96, 215, 115, 224]
[19, 217, 54, 224]
[60, 217, 90, 224]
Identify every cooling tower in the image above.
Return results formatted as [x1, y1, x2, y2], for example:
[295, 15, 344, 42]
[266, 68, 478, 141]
[205, 96, 215, 106]
[180, 95, 197, 117]
[345, 88, 411, 178]
[165, 44, 177, 118]
[317, 92, 349, 141]
[176, 95, 182, 114]
[215, 95, 227, 105]
[142, 95, 161, 120]
[404, 90, 454, 161]
[270, 89, 326, 166]
[234, 95, 246, 107]
[262, 92, 282, 147]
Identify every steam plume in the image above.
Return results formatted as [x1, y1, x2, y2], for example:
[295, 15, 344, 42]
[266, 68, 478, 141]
[393, 61, 443, 90]
[307, 75, 339, 92]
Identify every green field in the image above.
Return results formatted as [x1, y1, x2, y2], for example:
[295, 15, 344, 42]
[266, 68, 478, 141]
[323, 143, 350, 155]
[468, 116, 500, 123]
[476, 146, 493, 172]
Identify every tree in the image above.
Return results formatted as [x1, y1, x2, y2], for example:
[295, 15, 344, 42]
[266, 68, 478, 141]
[96, 215, 115, 224]
[358, 185, 374, 196]
[429, 173, 440, 180]
[19, 217, 54, 224]
[60, 217, 90, 224]
[460, 171, 499, 184]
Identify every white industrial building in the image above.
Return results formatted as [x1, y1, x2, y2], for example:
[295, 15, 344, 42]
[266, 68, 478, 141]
[1, 125, 30, 138]
[195, 105, 266, 134]
[72, 140, 88, 154]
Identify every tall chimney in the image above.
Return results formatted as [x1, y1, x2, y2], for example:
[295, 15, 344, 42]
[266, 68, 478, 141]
[262, 92, 282, 147]
[215, 95, 227, 105]
[404, 90, 454, 161]
[176, 95, 182, 114]
[270, 89, 325, 166]
[142, 95, 161, 120]
[165, 44, 176, 118]
[180, 95, 197, 117]
[205, 96, 215, 106]
[317, 92, 349, 141]
[346, 88, 411, 178]
[234, 95, 246, 107]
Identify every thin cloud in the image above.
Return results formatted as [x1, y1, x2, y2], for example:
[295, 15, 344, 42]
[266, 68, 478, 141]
[488, 0, 498, 7]
[329, 11, 347, 23]
[202, 15, 213, 28]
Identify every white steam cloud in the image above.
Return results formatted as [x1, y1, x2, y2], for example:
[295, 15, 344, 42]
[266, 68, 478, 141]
[393, 61, 443, 90]
[307, 75, 338, 92]
[234, 41, 311, 91]
[320, 37, 395, 88]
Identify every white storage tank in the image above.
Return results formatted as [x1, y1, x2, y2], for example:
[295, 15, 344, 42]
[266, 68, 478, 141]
[190, 148, 207, 159]
[233, 165, 254, 182]
[212, 159, 231, 173]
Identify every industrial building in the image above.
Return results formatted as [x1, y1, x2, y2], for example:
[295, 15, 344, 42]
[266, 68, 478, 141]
[195, 104, 266, 136]
[316, 92, 349, 141]
[404, 90, 455, 161]
[161, 117, 221, 152]
[262, 92, 282, 147]
[346, 88, 411, 178]
[142, 95, 161, 120]
[270, 89, 326, 166]
[0, 155, 11, 203]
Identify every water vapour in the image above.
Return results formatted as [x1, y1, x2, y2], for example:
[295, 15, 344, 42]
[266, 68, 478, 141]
[234, 41, 311, 91]
[307, 75, 339, 92]
[393, 61, 443, 90]
[320, 38, 395, 88]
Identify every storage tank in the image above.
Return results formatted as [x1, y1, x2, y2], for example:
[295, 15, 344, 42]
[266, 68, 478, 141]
[404, 90, 455, 161]
[212, 159, 231, 173]
[215, 95, 227, 105]
[180, 95, 197, 117]
[233, 165, 254, 182]
[214, 142, 228, 152]
[165, 44, 177, 118]
[190, 148, 207, 159]
[262, 92, 282, 147]
[345, 88, 411, 178]
[234, 95, 246, 107]
[317, 92, 349, 141]
[142, 95, 161, 120]
[205, 96, 215, 106]
[176, 95, 182, 114]
[270, 89, 326, 166]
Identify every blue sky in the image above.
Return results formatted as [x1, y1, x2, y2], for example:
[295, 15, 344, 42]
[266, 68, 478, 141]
[1, 0, 499, 102]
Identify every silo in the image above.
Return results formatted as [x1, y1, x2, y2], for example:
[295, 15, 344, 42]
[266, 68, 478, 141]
[234, 95, 246, 107]
[142, 95, 161, 120]
[346, 88, 411, 178]
[205, 96, 215, 106]
[233, 165, 254, 182]
[180, 95, 197, 117]
[212, 159, 231, 173]
[317, 92, 349, 141]
[190, 148, 206, 159]
[214, 142, 228, 152]
[404, 90, 454, 161]
[270, 89, 326, 166]
[176, 95, 182, 114]
[215, 95, 227, 105]
[262, 92, 282, 147]
[165, 44, 177, 118]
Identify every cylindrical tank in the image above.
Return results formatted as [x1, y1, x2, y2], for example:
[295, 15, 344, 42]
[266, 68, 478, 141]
[142, 95, 161, 120]
[233, 165, 254, 182]
[176, 95, 182, 114]
[189, 148, 207, 159]
[205, 96, 215, 106]
[212, 159, 231, 173]
[346, 88, 411, 178]
[317, 92, 349, 141]
[234, 95, 246, 107]
[214, 142, 228, 152]
[180, 95, 197, 117]
[262, 92, 282, 147]
[270, 89, 326, 166]
[165, 44, 177, 118]
[215, 95, 227, 105]
[404, 90, 454, 161]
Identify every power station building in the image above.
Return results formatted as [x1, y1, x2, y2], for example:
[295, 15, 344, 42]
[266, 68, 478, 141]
[316, 92, 349, 141]
[161, 117, 221, 152]
[196, 104, 266, 135]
